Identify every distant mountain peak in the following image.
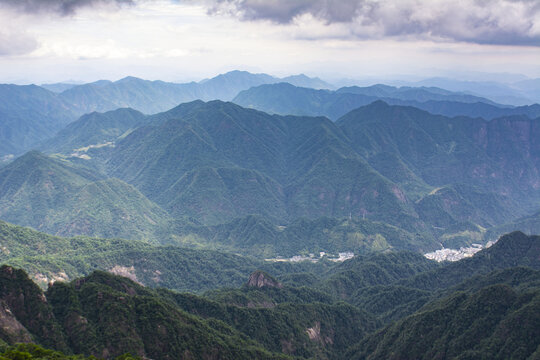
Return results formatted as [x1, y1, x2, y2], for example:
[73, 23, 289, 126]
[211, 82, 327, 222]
[115, 76, 144, 84]
[15, 150, 51, 166]
[367, 99, 390, 108]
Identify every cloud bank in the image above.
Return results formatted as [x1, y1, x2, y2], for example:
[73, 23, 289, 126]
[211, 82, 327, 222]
[208, 0, 540, 46]
[0, 30, 38, 56]
[0, 0, 133, 15]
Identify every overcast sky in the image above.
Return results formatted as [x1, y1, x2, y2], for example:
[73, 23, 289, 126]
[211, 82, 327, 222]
[0, 0, 539, 84]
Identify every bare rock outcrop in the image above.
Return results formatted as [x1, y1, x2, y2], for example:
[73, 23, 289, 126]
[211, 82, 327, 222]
[246, 270, 282, 289]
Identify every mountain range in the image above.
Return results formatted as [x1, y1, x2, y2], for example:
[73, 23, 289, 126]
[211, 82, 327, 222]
[0, 99, 538, 257]
[0, 229, 538, 359]
[4, 70, 539, 161]
[1, 70, 540, 359]
[0, 71, 331, 159]
[233, 82, 540, 120]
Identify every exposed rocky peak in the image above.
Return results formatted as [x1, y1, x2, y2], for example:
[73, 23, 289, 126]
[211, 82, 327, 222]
[246, 270, 282, 289]
[0, 299, 33, 343]
[0, 265, 67, 351]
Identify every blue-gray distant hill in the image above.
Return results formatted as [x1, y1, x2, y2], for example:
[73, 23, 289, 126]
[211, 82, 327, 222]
[0, 71, 332, 158]
[0, 84, 76, 157]
[57, 71, 334, 115]
[233, 82, 540, 120]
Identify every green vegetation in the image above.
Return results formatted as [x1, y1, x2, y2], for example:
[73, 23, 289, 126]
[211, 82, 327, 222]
[2, 99, 539, 254]
[0, 219, 267, 292]
[43, 108, 146, 155]
[0, 152, 170, 242]
[107, 101, 425, 235]
[0, 231, 538, 359]
[165, 215, 434, 258]
[0, 344, 138, 360]
[347, 281, 540, 360]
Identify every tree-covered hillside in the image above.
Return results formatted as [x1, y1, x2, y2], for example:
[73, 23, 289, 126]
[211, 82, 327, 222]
[0, 231, 538, 359]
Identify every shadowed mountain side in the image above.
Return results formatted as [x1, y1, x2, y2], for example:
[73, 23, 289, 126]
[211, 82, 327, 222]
[0, 85, 77, 157]
[400, 231, 540, 292]
[347, 281, 540, 360]
[0, 266, 288, 360]
[36, 99, 540, 250]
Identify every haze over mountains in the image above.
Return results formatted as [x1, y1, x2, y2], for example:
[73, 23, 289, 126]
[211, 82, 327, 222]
[2, 70, 540, 160]
[0, 69, 539, 359]
[233, 82, 540, 120]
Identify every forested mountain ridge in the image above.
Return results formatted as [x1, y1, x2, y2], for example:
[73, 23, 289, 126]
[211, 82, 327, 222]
[106, 100, 420, 229]
[0, 231, 538, 359]
[1, 99, 538, 255]
[0, 151, 170, 241]
[106, 101, 540, 248]
[4, 71, 538, 161]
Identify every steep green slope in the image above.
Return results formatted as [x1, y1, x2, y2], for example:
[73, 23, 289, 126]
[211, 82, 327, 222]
[307, 231, 540, 325]
[485, 209, 540, 242]
[103, 100, 538, 250]
[347, 281, 540, 360]
[337, 101, 538, 238]
[0, 230, 538, 359]
[42, 108, 146, 155]
[159, 167, 287, 225]
[0, 152, 170, 241]
[401, 232, 540, 292]
[318, 252, 439, 302]
[0, 151, 102, 227]
[415, 184, 521, 231]
[0, 267, 287, 360]
[166, 288, 378, 359]
[107, 101, 420, 233]
[0, 219, 268, 292]
[0, 266, 68, 351]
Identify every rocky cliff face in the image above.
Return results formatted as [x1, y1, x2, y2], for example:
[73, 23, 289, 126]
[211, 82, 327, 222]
[246, 270, 283, 288]
[0, 299, 33, 343]
[0, 266, 67, 351]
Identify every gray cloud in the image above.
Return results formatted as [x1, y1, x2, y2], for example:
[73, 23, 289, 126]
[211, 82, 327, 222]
[0, 0, 134, 15]
[0, 31, 38, 56]
[208, 0, 540, 46]
[209, 0, 365, 23]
